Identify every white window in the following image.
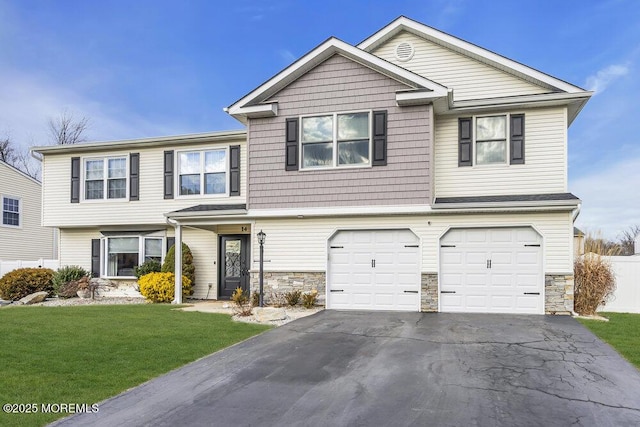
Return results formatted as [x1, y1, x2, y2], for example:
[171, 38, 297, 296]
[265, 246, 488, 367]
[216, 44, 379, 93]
[178, 149, 227, 196]
[84, 157, 127, 200]
[301, 111, 370, 169]
[2, 196, 20, 227]
[475, 115, 507, 165]
[103, 236, 164, 278]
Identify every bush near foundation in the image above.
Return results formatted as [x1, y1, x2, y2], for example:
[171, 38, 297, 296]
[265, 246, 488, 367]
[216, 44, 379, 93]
[138, 272, 192, 303]
[162, 243, 195, 293]
[52, 265, 91, 297]
[574, 254, 616, 316]
[574, 235, 618, 316]
[0, 268, 55, 301]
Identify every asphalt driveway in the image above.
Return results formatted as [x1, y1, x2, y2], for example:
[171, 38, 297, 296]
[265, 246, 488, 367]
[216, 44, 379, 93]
[53, 311, 640, 426]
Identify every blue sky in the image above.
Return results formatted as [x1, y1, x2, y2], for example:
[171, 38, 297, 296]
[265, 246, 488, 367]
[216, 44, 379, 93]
[1, 0, 638, 239]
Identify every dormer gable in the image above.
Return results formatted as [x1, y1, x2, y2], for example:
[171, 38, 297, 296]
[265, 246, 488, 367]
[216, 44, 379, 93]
[225, 37, 449, 124]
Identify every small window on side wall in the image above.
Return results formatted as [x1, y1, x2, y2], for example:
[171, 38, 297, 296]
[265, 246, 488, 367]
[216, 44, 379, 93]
[2, 196, 20, 227]
[458, 114, 525, 167]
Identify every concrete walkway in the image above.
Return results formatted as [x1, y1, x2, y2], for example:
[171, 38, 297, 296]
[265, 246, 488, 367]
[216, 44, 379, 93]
[51, 311, 640, 426]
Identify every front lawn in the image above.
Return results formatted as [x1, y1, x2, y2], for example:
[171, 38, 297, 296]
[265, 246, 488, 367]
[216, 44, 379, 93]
[0, 305, 270, 427]
[577, 312, 640, 369]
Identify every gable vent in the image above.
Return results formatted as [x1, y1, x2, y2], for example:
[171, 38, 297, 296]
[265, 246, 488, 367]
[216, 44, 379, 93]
[395, 42, 414, 62]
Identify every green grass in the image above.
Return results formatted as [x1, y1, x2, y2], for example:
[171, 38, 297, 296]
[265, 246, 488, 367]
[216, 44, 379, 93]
[577, 312, 640, 369]
[0, 305, 270, 427]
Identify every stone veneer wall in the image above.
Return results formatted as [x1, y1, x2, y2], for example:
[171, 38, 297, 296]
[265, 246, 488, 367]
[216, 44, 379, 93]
[421, 273, 438, 312]
[545, 274, 574, 315]
[250, 272, 326, 306]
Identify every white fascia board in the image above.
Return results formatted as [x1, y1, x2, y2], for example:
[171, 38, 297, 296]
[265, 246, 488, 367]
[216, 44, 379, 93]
[166, 209, 248, 219]
[440, 92, 592, 123]
[0, 160, 41, 184]
[248, 204, 434, 218]
[226, 37, 449, 117]
[431, 199, 580, 211]
[228, 102, 278, 119]
[358, 17, 587, 94]
[32, 130, 247, 155]
[396, 89, 445, 106]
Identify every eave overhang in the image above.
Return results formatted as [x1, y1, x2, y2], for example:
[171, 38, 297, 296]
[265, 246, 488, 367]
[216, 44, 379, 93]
[32, 130, 247, 155]
[433, 193, 581, 210]
[440, 92, 593, 125]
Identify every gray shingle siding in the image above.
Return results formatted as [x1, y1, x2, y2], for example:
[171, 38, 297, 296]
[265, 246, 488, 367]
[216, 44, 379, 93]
[247, 54, 432, 209]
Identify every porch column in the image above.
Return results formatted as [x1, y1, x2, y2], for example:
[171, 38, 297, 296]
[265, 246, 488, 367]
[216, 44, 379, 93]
[173, 222, 183, 304]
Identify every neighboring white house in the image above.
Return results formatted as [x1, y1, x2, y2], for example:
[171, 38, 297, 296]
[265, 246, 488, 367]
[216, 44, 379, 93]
[33, 16, 592, 315]
[0, 160, 57, 261]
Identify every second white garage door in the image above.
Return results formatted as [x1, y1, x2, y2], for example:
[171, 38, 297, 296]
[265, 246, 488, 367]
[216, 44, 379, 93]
[440, 227, 543, 314]
[328, 229, 420, 311]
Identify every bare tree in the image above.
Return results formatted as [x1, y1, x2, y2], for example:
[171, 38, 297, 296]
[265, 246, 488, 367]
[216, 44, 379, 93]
[0, 136, 17, 164]
[0, 134, 40, 179]
[618, 225, 640, 255]
[48, 111, 90, 145]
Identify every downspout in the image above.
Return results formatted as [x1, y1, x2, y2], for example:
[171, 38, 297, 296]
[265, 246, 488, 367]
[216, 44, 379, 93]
[166, 217, 183, 304]
[569, 201, 582, 317]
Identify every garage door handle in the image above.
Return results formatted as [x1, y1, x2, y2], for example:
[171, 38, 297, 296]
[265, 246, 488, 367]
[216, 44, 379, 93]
[524, 292, 540, 295]
[440, 291, 456, 294]
[524, 244, 541, 247]
[404, 245, 419, 248]
[404, 290, 418, 294]
[330, 289, 344, 293]
[440, 245, 456, 248]
[330, 246, 344, 249]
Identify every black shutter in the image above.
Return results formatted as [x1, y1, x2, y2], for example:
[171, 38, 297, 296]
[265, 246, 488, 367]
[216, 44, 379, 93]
[129, 153, 140, 201]
[70, 157, 80, 203]
[164, 150, 174, 199]
[510, 114, 525, 165]
[166, 237, 176, 252]
[285, 118, 299, 171]
[372, 110, 387, 166]
[91, 239, 101, 278]
[458, 118, 473, 167]
[229, 145, 240, 196]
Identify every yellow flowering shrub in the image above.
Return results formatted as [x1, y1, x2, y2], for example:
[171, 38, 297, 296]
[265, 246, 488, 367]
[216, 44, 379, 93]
[138, 272, 192, 303]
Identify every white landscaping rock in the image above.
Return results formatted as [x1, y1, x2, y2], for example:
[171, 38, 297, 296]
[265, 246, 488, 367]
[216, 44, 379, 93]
[18, 291, 49, 305]
[253, 307, 287, 322]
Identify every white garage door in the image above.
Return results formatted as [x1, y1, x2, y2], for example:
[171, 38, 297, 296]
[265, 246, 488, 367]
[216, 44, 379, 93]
[440, 227, 543, 314]
[328, 229, 420, 311]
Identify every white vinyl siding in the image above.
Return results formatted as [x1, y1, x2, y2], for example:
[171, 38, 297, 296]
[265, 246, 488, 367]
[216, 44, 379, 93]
[372, 32, 551, 101]
[59, 227, 218, 299]
[251, 211, 573, 275]
[435, 107, 567, 197]
[0, 162, 56, 260]
[41, 139, 246, 228]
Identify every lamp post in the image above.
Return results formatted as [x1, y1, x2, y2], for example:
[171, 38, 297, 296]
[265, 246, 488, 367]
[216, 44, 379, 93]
[257, 230, 266, 307]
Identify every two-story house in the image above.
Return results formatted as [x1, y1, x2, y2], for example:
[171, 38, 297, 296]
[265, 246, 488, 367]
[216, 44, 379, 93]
[34, 16, 591, 314]
[0, 160, 57, 262]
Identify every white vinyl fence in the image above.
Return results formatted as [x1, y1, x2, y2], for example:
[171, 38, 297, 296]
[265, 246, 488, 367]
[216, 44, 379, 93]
[0, 259, 60, 278]
[599, 255, 640, 313]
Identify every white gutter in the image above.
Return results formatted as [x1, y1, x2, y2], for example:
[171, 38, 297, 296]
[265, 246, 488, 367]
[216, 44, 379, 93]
[166, 217, 183, 304]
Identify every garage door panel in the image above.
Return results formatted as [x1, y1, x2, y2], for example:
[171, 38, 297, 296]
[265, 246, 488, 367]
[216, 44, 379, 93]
[490, 251, 514, 266]
[466, 229, 489, 243]
[440, 227, 543, 314]
[466, 273, 488, 287]
[517, 251, 540, 265]
[465, 251, 489, 266]
[490, 273, 515, 287]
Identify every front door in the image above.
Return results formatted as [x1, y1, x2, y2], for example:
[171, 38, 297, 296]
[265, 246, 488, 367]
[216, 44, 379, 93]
[219, 235, 250, 299]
